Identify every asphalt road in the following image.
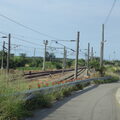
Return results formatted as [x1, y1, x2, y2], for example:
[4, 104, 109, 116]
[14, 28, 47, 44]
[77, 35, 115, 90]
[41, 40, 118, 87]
[27, 83, 120, 120]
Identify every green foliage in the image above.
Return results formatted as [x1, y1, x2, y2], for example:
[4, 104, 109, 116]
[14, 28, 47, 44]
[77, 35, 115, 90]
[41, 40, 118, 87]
[72, 59, 85, 67]
[0, 96, 31, 120]
[0, 74, 31, 120]
[66, 60, 73, 68]
[45, 62, 62, 69]
[25, 94, 54, 110]
[46, 52, 55, 61]
[78, 59, 86, 66]
[89, 59, 99, 71]
[94, 76, 119, 84]
[53, 91, 63, 100]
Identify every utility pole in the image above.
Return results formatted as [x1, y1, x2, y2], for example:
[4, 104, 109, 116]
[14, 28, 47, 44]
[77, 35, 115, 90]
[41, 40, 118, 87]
[33, 48, 36, 61]
[43, 40, 48, 71]
[100, 24, 104, 69]
[7, 33, 11, 73]
[74, 32, 80, 79]
[87, 43, 90, 69]
[91, 47, 94, 61]
[62, 46, 67, 73]
[87, 43, 90, 75]
[34, 48, 36, 57]
[65, 49, 67, 68]
[1, 41, 5, 69]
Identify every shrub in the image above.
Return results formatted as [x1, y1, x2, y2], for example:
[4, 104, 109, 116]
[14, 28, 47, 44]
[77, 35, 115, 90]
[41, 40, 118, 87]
[25, 94, 54, 110]
[0, 74, 31, 120]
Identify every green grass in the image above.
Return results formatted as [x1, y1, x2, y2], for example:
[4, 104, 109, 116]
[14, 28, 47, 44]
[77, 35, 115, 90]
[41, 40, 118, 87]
[0, 72, 89, 120]
[17, 67, 41, 71]
[0, 73, 31, 120]
[1, 66, 119, 120]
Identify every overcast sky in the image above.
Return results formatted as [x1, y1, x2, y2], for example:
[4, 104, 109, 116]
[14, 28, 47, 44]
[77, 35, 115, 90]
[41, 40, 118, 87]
[0, 0, 120, 60]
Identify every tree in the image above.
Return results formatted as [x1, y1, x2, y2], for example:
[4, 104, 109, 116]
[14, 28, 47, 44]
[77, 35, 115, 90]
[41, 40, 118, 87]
[46, 51, 56, 61]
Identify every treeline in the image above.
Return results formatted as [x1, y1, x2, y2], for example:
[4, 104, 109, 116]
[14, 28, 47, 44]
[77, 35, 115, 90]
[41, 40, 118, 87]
[0, 51, 85, 70]
[1, 50, 118, 70]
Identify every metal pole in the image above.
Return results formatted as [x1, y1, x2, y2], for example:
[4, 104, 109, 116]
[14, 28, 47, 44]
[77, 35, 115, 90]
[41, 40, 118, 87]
[1, 41, 5, 69]
[43, 40, 48, 71]
[74, 32, 80, 79]
[7, 33, 11, 73]
[100, 24, 104, 68]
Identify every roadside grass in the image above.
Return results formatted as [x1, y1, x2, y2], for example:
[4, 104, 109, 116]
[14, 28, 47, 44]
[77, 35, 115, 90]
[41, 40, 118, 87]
[25, 83, 87, 111]
[0, 72, 89, 120]
[0, 73, 32, 120]
[93, 76, 119, 84]
[0, 66, 119, 120]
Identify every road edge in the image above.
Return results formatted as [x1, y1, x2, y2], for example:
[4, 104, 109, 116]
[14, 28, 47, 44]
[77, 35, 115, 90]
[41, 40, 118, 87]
[116, 88, 120, 104]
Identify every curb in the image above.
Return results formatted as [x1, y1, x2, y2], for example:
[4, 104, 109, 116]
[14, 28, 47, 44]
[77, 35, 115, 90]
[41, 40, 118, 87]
[116, 88, 120, 104]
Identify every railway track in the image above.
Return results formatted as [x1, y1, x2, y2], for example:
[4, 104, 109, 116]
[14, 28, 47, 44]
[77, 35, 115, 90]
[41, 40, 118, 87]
[24, 67, 86, 79]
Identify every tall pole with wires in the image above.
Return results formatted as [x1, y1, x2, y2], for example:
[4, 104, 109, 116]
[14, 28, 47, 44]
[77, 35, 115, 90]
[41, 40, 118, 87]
[43, 40, 48, 71]
[87, 43, 90, 75]
[33, 48, 36, 62]
[100, 24, 105, 76]
[1, 41, 5, 69]
[74, 32, 80, 79]
[7, 33, 11, 73]
[91, 47, 94, 61]
[62, 46, 66, 73]
[100, 24, 104, 68]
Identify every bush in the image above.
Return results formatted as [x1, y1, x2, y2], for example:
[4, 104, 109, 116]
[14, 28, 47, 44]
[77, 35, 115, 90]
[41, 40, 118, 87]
[53, 91, 63, 100]
[62, 88, 72, 97]
[0, 96, 31, 120]
[25, 94, 54, 110]
[94, 76, 119, 84]
[0, 74, 31, 120]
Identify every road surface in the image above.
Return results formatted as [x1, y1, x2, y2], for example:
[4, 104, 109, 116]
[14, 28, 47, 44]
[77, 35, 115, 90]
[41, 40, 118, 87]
[26, 83, 120, 120]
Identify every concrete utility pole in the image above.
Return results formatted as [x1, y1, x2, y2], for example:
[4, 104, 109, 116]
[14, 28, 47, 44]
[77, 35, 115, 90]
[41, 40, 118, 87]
[74, 32, 80, 79]
[7, 33, 11, 73]
[65, 49, 67, 67]
[34, 48, 36, 57]
[33, 48, 36, 61]
[62, 46, 67, 73]
[87, 43, 90, 70]
[91, 47, 94, 61]
[43, 40, 48, 71]
[86, 43, 90, 76]
[1, 41, 5, 69]
[100, 24, 104, 69]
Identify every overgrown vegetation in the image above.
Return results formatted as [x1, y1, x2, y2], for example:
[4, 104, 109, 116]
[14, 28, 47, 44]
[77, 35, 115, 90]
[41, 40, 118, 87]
[94, 76, 119, 84]
[0, 64, 120, 119]
[0, 72, 92, 120]
[0, 73, 31, 120]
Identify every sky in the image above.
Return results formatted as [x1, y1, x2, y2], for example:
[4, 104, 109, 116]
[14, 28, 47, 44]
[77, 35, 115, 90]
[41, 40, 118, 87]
[0, 0, 120, 60]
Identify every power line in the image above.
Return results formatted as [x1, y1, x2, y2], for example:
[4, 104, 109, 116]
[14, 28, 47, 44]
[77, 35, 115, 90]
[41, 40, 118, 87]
[12, 36, 44, 46]
[0, 12, 60, 40]
[0, 31, 75, 54]
[104, 0, 117, 25]
[0, 31, 7, 36]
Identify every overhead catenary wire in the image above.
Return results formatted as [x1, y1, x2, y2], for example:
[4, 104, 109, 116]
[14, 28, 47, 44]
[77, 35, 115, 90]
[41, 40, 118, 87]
[0, 12, 61, 40]
[12, 36, 44, 47]
[0, 31, 74, 52]
[104, 0, 117, 25]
